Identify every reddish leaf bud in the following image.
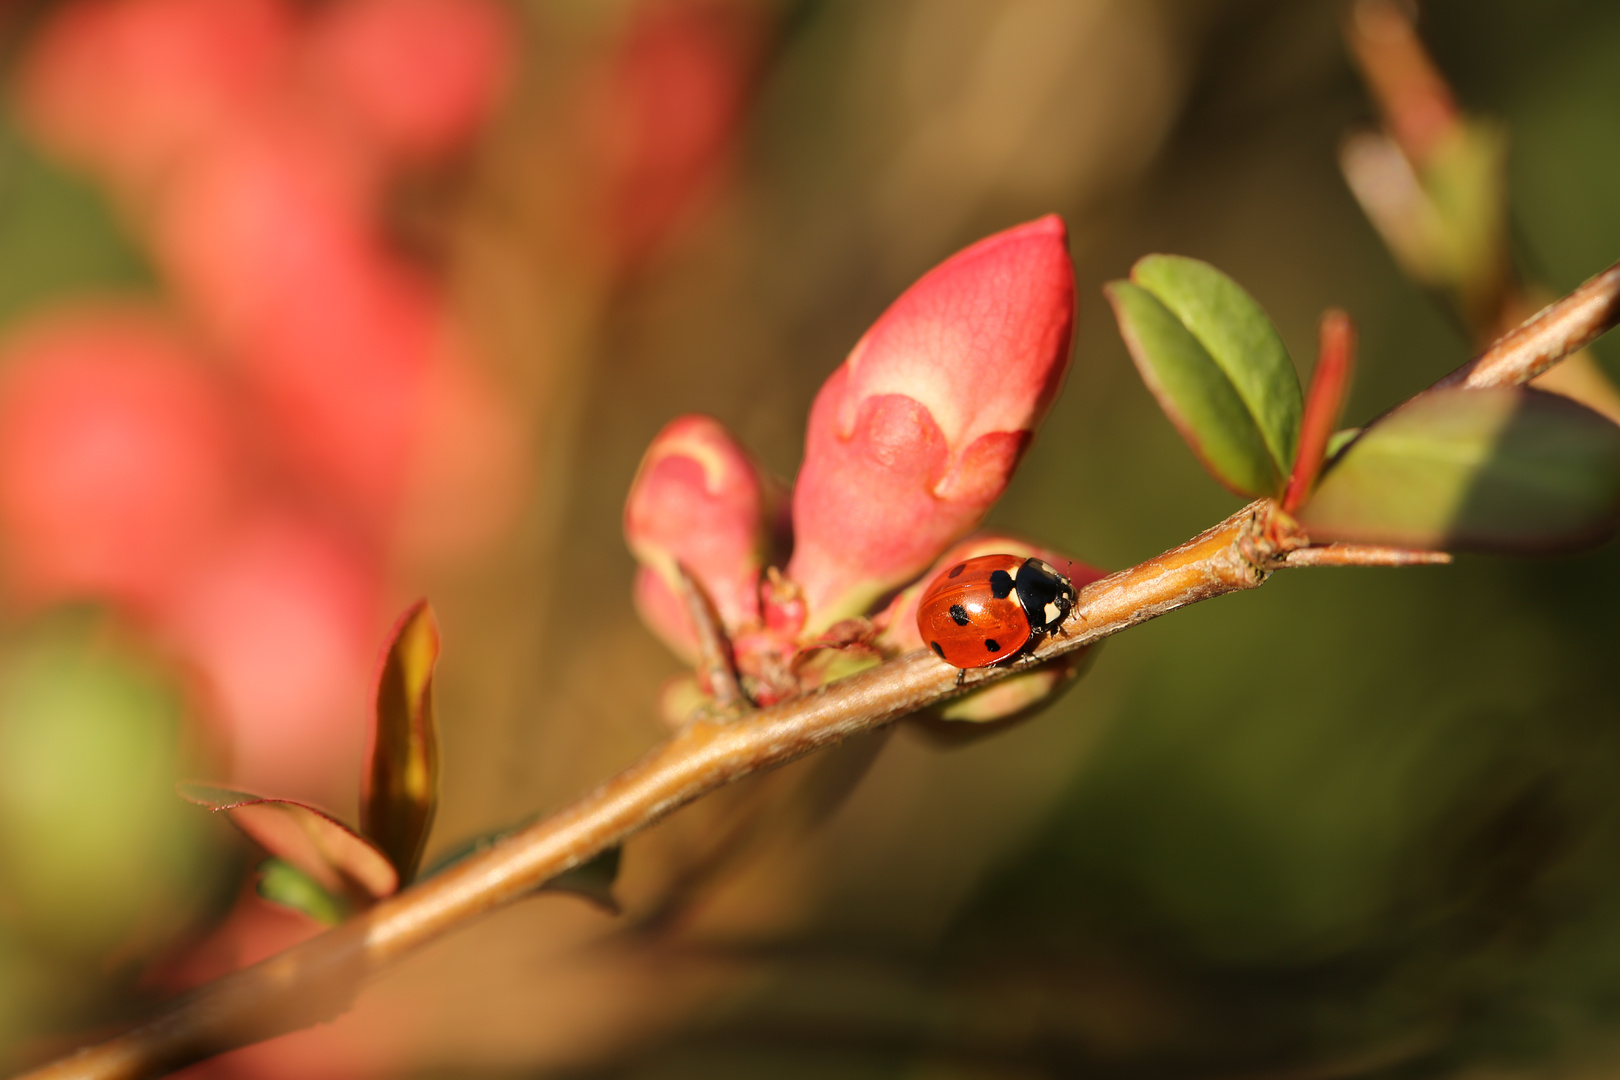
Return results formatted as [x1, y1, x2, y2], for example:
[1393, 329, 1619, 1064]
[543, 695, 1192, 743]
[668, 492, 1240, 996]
[625, 415, 769, 660]
[787, 215, 1076, 628]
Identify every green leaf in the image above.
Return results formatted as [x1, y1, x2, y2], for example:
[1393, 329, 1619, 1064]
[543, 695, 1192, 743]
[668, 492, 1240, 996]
[421, 830, 623, 915]
[361, 602, 441, 884]
[256, 858, 346, 926]
[179, 783, 398, 904]
[1107, 256, 1302, 497]
[543, 847, 623, 914]
[1325, 428, 1362, 459]
[1299, 387, 1620, 552]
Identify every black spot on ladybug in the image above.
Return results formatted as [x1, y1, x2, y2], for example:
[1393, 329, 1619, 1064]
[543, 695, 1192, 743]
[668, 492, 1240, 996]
[948, 603, 970, 626]
[989, 570, 1015, 599]
[948, 563, 966, 578]
[984, 638, 1000, 652]
[930, 641, 946, 659]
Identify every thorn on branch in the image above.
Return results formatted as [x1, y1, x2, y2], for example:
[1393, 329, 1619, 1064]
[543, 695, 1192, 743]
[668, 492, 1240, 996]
[673, 562, 749, 712]
[1282, 543, 1452, 568]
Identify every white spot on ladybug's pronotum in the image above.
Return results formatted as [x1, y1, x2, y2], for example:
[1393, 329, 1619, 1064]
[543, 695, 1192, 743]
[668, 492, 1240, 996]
[1044, 601, 1061, 625]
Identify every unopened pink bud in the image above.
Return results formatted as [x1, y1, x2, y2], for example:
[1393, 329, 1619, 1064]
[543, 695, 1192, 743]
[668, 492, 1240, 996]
[788, 215, 1076, 627]
[625, 415, 769, 660]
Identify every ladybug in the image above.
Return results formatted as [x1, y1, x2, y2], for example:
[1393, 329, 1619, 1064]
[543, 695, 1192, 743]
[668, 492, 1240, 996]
[917, 554, 1077, 678]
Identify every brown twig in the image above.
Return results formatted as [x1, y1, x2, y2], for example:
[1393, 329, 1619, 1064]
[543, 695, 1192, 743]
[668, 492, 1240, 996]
[22, 267, 1620, 1080]
[1438, 260, 1620, 391]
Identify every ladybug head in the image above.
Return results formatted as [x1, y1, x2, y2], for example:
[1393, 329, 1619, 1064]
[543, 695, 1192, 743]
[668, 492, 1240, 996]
[1013, 558, 1075, 635]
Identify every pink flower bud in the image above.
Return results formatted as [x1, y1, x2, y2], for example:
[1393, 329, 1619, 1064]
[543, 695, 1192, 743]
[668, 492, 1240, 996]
[625, 415, 769, 660]
[787, 215, 1076, 628]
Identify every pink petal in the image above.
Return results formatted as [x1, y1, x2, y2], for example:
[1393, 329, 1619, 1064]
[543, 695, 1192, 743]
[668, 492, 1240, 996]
[788, 216, 1076, 626]
[625, 415, 769, 656]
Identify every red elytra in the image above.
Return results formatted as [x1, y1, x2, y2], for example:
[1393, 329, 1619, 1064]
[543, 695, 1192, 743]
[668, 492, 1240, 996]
[916, 553, 1076, 670]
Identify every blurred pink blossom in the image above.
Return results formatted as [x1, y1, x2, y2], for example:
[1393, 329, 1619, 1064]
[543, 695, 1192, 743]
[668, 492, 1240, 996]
[625, 415, 770, 662]
[16, 0, 293, 192]
[0, 310, 235, 611]
[787, 215, 1076, 628]
[302, 0, 514, 163]
[151, 117, 435, 521]
[160, 515, 382, 803]
[589, 0, 765, 264]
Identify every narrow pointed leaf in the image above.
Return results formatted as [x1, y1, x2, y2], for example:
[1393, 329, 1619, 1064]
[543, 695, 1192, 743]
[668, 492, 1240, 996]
[1326, 428, 1362, 458]
[256, 858, 346, 925]
[362, 601, 441, 884]
[542, 847, 623, 914]
[1107, 280, 1279, 496]
[1299, 387, 1620, 552]
[179, 782, 398, 902]
[420, 827, 624, 915]
[1108, 255, 1303, 496]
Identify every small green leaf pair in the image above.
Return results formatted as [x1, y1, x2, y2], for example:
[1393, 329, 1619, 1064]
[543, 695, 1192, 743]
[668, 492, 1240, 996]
[1108, 256, 1301, 499]
[1108, 255, 1620, 553]
[182, 603, 622, 924]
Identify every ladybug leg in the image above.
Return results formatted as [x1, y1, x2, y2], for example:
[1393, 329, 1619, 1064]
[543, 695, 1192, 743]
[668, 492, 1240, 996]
[955, 668, 966, 689]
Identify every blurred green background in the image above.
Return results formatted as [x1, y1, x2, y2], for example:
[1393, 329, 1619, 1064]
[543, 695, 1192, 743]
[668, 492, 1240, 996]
[3, 0, 1620, 1076]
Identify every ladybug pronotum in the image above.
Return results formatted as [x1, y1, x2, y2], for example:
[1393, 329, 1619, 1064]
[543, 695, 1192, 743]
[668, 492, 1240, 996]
[916, 554, 1077, 678]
